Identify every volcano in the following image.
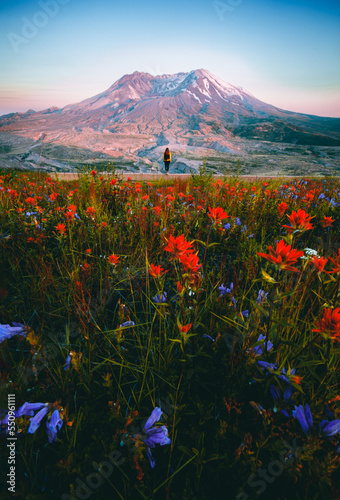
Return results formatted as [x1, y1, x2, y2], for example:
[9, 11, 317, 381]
[1, 69, 339, 173]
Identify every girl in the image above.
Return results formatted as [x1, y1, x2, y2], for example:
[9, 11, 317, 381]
[163, 147, 171, 174]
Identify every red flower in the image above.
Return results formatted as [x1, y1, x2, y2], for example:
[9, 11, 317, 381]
[149, 264, 168, 278]
[326, 249, 340, 274]
[86, 249, 91, 254]
[91, 170, 97, 176]
[108, 254, 119, 265]
[257, 239, 304, 272]
[56, 223, 66, 235]
[322, 216, 334, 228]
[178, 251, 201, 274]
[64, 210, 75, 220]
[290, 375, 303, 385]
[207, 206, 230, 224]
[110, 179, 117, 186]
[153, 206, 162, 216]
[25, 197, 36, 205]
[282, 209, 314, 233]
[277, 202, 288, 217]
[86, 207, 96, 216]
[310, 256, 328, 273]
[164, 234, 194, 258]
[179, 323, 192, 334]
[312, 308, 340, 342]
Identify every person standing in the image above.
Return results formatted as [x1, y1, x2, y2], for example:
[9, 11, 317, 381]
[163, 147, 171, 175]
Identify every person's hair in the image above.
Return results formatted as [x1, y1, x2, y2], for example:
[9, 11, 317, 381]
[165, 147, 170, 153]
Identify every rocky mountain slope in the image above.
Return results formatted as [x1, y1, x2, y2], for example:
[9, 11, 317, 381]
[1, 69, 339, 173]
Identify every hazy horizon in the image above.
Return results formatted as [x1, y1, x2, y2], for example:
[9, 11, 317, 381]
[1, 0, 339, 118]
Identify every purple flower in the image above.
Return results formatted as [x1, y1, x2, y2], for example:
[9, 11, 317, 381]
[153, 292, 167, 304]
[64, 353, 71, 371]
[253, 334, 273, 356]
[235, 217, 241, 226]
[281, 408, 290, 418]
[219, 282, 233, 297]
[232, 296, 237, 309]
[119, 321, 135, 328]
[0, 323, 26, 344]
[270, 384, 280, 401]
[283, 386, 294, 401]
[256, 290, 268, 305]
[278, 367, 296, 385]
[256, 360, 277, 372]
[203, 334, 215, 342]
[293, 404, 313, 436]
[16, 402, 47, 418]
[146, 447, 156, 469]
[241, 310, 249, 318]
[46, 409, 63, 443]
[224, 223, 231, 230]
[143, 407, 171, 449]
[319, 420, 340, 438]
[28, 406, 49, 434]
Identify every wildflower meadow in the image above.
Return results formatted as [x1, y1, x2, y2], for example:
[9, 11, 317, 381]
[0, 169, 339, 500]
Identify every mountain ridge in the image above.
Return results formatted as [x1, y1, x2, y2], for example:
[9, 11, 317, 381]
[0, 69, 339, 174]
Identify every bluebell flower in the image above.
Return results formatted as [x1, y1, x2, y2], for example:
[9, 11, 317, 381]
[319, 419, 340, 438]
[235, 218, 241, 226]
[232, 296, 237, 309]
[256, 290, 268, 304]
[219, 283, 233, 297]
[203, 334, 215, 342]
[146, 447, 156, 468]
[281, 408, 290, 418]
[16, 402, 47, 418]
[64, 353, 71, 371]
[256, 360, 277, 372]
[278, 367, 296, 385]
[142, 407, 171, 468]
[153, 292, 167, 303]
[283, 386, 294, 401]
[318, 193, 325, 200]
[0, 323, 26, 344]
[253, 334, 273, 356]
[46, 409, 63, 443]
[293, 404, 313, 436]
[224, 223, 231, 230]
[248, 234, 254, 238]
[270, 384, 280, 401]
[241, 310, 249, 318]
[241, 225, 247, 232]
[28, 406, 49, 434]
[120, 321, 135, 328]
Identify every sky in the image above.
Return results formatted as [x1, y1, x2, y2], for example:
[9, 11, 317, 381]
[0, 0, 339, 117]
